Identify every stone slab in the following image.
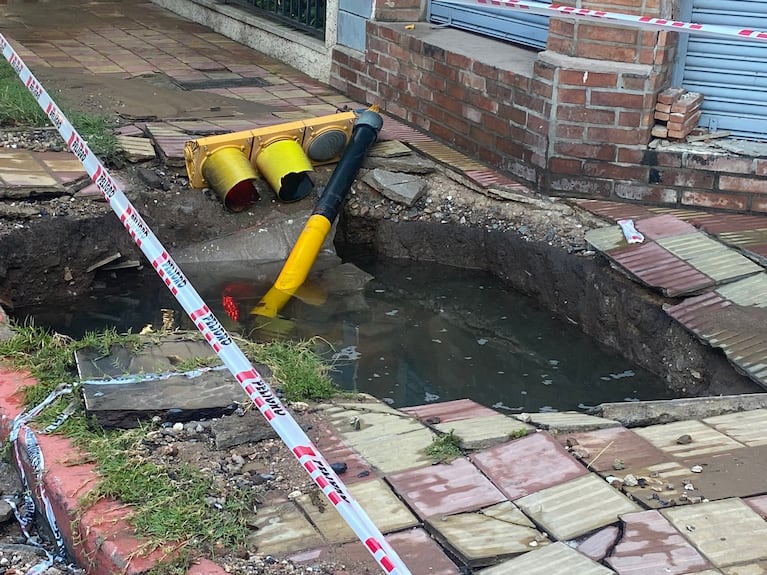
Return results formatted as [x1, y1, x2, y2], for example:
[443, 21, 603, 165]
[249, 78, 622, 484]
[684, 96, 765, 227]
[478, 541, 615, 574]
[387, 456, 506, 519]
[295, 478, 418, 544]
[663, 499, 767, 568]
[704, 409, 767, 447]
[606, 510, 711, 574]
[633, 420, 745, 459]
[516, 474, 641, 541]
[427, 501, 548, 568]
[246, 502, 323, 555]
[675, 445, 767, 501]
[334, 410, 427, 448]
[116, 135, 157, 162]
[472, 432, 588, 500]
[363, 168, 426, 207]
[368, 140, 412, 158]
[723, 563, 767, 574]
[434, 414, 533, 450]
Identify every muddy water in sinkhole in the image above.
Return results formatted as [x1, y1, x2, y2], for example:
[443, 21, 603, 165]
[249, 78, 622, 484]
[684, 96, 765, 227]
[11, 257, 673, 412]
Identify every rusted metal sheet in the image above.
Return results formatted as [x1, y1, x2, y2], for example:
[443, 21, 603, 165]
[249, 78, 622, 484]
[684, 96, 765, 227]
[657, 233, 763, 282]
[576, 199, 655, 222]
[635, 214, 697, 240]
[692, 213, 767, 234]
[666, 274, 767, 388]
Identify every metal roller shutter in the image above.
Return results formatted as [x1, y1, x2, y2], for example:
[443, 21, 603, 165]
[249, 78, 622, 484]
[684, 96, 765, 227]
[427, 1, 548, 50]
[674, 0, 767, 139]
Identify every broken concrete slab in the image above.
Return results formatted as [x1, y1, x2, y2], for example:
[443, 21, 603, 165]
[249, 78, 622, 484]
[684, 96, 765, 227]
[362, 169, 427, 207]
[246, 502, 324, 555]
[210, 410, 279, 449]
[427, 501, 548, 568]
[368, 140, 412, 158]
[434, 414, 533, 450]
[363, 154, 437, 174]
[314, 263, 373, 295]
[479, 541, 614, 575]
[595, 394, 767, 427]
[514, 411, 620, 433]
[76, 335, 254, 427]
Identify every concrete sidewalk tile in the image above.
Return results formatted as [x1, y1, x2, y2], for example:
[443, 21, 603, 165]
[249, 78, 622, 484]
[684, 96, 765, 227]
[722, 563, 767, 574]
[478, 541, 615, 574]
[605, 510, 711, 574]
[352, 427, 435, 474]
[246, 501, 324, 554]
[516, 474, 641, 541]
[746, 494, 767, 518]
[634, 420, 745, 458]
[577, 526, 620, 562]
[559, 426, 674, 470]
[290, 528, 461, 574]
[514, 411, 620, 433]
[1, 172, 59, 187]
[704, 409, 767, 446]
[676, 446, 767, 501]
[295, 478, 417, 544]
[472, 432, 588, 500]
[312, 422, 374, 484]
[663, 499, 767, 568]
[332, 411, 422, 446]
[401, 398, 498, 423]
[387, 456, 506, 519]
[435, 414, 534, 450]
[116, 136, 156, 162]
[427, 501, 549, 567]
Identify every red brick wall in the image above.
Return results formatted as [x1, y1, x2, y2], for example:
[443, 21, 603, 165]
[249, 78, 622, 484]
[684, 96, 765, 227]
[329, 2, 764, 214]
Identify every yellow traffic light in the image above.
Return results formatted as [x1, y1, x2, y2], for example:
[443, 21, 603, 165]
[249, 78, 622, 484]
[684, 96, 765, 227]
[184, 111, 357, 210]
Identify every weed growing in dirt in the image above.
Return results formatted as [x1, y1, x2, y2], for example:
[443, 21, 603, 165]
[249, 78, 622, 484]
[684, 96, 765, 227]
[425, 429, 463, 463]
[0, 60, 123, 164]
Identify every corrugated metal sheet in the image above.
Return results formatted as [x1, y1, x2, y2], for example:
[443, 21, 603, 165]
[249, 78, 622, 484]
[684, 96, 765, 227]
[576, 200, 655, 222]
[635, 214, 697, 240]
[610, 242, 712, 297]
[480, 542, 615, 575]
[633, 420, 745, 458]
[657, 233, 763, 282]
[692, 213, 767, 234]
[666, 274, 767, 388]
[410, 141, 486, 171]
[516, 474, 640, 541]
[663, 499, 767, 567]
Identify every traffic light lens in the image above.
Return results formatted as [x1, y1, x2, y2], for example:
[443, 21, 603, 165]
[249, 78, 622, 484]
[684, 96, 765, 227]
[307, 129, 348, 162]
[280, 172, 314, 203]
[255, 139, 314, 202]
[201, 147, 260, 212]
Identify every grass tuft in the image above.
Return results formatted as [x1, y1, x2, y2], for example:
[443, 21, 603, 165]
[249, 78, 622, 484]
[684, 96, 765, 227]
[425, 429, 463, 463]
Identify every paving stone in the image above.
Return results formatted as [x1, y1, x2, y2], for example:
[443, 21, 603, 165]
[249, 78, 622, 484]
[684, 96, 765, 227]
[401, 399, 498, 423]
[558, 427, 669, 474]
[246, 502, 323, 554]
[116, 135, 157, 162]
[387, 456, 506, 519]
[516, 474, 641, 541]
[605, 510, 711, 574]
[352, 427, 436, 474]
[663, 499, 767, 568]
[722, 563, 767, 574]
[514, 411, 620, 433]
[295, 478, 418, 544]
[676, 445, 767, 501]
[312, 418, 375, 484]
[472, 432, 588, 500]
[577, 526, 620, 562]
[334, 410, 426, 447]
[362, 168, 426, 207]
[427, 501, 549, 568]
[633, 420, 745, 458]
[704, 409, 767, 447]
[435, 414, 533, 450]
[290, 528, 461, 574]
[368, 140, 412, 158]
[478, 541, 615, 574]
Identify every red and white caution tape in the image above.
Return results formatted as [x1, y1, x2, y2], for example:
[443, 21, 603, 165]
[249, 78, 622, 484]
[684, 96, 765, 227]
[436, 0, 767, 43]
[0, 34, 410, 575]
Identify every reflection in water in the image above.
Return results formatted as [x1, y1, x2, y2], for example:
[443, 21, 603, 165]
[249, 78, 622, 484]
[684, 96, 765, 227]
[12, 258, 673, 412]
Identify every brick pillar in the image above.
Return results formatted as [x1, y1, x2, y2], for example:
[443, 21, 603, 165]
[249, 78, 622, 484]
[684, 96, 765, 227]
[372, 0, 426, 22]
[541, 0, 680, 200]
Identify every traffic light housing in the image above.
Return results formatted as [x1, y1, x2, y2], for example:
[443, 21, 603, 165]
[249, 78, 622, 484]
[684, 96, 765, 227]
[184, 111, 358, 211]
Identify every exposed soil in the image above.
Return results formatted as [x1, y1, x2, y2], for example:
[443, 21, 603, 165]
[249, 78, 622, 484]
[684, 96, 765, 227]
[0, 78, 764, 573]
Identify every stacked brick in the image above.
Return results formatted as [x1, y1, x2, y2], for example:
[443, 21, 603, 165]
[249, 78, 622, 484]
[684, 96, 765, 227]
[652, 88, 704, 140]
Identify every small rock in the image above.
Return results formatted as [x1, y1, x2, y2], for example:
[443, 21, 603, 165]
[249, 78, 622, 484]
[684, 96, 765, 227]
[0, 499, 14, 523]
[676, 434, 693, 445]
[172, 422, 184, 432]
[290, 401, 309, 412]
[690, 465, 703, 473]
[424, 416, 441, 425]
[612, 458, 625, 471]
[330, 462, 348, 475]
[623, 474, 638, 487]
[287, 490, 302, 500]
[357, 470, 371, 478]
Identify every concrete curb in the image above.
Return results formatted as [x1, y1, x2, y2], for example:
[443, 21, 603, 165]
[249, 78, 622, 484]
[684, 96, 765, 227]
[0, 367, 227, 575]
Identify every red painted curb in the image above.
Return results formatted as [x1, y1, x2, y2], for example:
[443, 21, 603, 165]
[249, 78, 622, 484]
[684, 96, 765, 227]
[0, 366, 227, 575]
